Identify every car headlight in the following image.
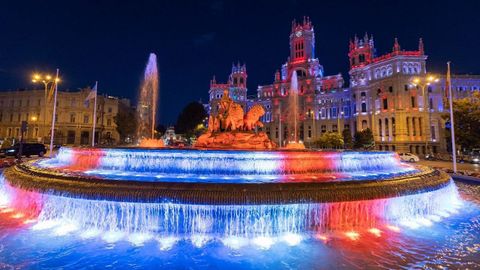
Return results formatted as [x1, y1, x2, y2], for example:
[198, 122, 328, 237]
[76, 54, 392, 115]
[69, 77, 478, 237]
[6, 149, 15, 153]
[473, 158, 479, 162]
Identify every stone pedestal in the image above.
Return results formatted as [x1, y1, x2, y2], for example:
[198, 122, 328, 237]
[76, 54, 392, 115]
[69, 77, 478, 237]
[195, 131, 276, 150]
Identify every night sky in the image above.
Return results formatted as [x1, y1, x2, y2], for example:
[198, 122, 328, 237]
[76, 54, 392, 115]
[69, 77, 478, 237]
[1, 0, 479, 124]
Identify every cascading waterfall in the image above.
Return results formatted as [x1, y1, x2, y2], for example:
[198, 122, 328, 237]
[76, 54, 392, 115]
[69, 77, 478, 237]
[0, 174, 462, 248]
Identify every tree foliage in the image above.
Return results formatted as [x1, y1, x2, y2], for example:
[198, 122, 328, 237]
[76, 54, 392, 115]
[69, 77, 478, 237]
[353, 128, 374, 149]
[443, 92, 480, 150]
[314, 132, 344, 149]
[175, 102, 208, 135]
[114, 106, 137, 143]
[342, 128, 353, 149]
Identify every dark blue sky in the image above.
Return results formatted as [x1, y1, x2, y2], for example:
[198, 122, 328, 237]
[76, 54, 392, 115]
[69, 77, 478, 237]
[1, 0, 479, 124]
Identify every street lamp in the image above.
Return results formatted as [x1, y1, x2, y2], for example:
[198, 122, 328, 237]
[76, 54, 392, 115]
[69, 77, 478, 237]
[31, 73, 60, 143]
[410, 75, 439, 156]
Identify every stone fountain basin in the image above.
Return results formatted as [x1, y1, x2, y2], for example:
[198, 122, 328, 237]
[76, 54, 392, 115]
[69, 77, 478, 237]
[3, 147, 451, 205]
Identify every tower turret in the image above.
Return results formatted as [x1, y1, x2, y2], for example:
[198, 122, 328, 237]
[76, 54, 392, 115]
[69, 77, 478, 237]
[229, 62, 247, 88]
[289, 16, 315, 61]
[348, 33, 375, 68]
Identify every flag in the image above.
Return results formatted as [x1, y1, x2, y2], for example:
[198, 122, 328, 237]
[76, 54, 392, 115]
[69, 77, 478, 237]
[84, 83, 97, 108]
[47, 79, 57, 102]
[444, 63, 452, 109]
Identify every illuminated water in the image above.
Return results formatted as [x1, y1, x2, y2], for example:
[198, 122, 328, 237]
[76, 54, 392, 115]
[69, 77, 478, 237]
[35, 148, 417, 183]
[0, 148, 478, 268]
[0, 181, 478, 269]
[136, 53, 159, 141]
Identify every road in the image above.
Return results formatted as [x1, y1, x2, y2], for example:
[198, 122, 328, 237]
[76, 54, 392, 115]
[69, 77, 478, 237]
[418, 160, 480, 172]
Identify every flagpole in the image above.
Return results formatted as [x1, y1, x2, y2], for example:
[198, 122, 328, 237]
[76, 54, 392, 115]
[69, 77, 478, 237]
[92, 81, 98, 147]
[49, 69, 59, 155]
[447, 61, 457, 173]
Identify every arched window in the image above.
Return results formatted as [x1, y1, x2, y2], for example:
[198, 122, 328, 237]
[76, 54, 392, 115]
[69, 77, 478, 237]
[361, 102, 367, 112]
[359, 54, 365, 63]
[362, 120, 368, 130]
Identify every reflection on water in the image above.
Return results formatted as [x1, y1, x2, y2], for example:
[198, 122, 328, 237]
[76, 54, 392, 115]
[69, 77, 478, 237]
[0, 182, 479, 269]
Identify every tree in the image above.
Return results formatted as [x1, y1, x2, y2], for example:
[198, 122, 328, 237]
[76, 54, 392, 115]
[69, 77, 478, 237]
[176, 102, 208, 136]
[314, 132, 344, 149]
[443, 92, 480, 151]
[342, 128, 353, 149]
[114, 106, 137, 144]
[354, 128, 374, 150]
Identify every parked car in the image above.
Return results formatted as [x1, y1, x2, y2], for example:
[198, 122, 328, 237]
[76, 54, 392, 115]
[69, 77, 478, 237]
[0, 143, 46, 158]
[399, 152, 420, 162]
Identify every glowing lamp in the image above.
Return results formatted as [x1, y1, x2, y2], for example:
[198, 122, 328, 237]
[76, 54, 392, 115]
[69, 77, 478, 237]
[345, 231, 360, 240]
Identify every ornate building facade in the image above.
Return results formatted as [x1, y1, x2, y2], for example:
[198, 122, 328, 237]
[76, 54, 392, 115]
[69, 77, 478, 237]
[207, 18, 480, 155]
[0, 88, 131, 145]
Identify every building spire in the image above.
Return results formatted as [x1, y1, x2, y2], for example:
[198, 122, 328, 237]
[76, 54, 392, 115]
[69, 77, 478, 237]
[418, 38, 424, 54]
[393, 37, 401, 53]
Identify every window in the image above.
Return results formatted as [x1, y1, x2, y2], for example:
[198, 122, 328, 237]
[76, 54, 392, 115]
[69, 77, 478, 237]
[0, 113, 2, 122]
[383, 98, 388, 110]
[406, 117, 410, 135]
[392, 117, 396, 137]
[361, 102, 367, 112]
[378, 119, 382, 137]
[385, 118, 389, 137]
[26, 99, 30, 106]
[419, 118, 422, 136]
[332, 124, 338, 133]
[10, 114, 13, 122]
[359, 54, 365, 63]
[412, 118, 416, 136]
[411, 96, 416, 108]
[362, 120, 368, 130]
[404, 84, 409, 91]
[389, 86, 393, 93]
[17, 114, 21, 122]
[70, 113, 76, 123]
[107, 119, 112, 126]
[108, 107, 113, 113]
[361, 92, 366, 97]
[84, 115, 89, 124]
[429, 98, 433, 110]
[321, 125, 326, 133]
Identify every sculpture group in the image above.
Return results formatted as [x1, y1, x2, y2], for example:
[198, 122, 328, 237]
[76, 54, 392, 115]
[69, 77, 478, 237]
[196, 89, 276, 149]
[208, 89, 265, 132]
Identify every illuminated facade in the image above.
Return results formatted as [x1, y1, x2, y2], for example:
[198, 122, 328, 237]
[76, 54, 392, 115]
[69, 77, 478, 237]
[207, 18, 480, 154]
[0, 88, 131, 145]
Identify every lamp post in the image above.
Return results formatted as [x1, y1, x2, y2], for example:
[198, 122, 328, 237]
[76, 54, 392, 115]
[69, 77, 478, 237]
[32, 73, 60, 144]
[411, 75, 439, 156]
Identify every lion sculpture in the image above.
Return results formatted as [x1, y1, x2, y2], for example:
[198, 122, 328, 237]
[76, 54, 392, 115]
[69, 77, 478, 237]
[243, 104, 265, 131]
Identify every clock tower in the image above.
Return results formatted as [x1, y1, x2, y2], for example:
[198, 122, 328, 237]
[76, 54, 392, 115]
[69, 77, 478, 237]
[289, 16, 315, 62]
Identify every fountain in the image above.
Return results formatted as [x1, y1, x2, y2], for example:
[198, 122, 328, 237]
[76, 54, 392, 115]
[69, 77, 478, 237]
[0, 57, 478, 268]
[285, 71, 305, 149]
[136, 53, 164, 147]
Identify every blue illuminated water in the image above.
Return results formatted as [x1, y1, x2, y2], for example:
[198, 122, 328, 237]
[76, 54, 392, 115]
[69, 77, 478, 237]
[35, 148, 417, 183]
[0, 182, 478, 269]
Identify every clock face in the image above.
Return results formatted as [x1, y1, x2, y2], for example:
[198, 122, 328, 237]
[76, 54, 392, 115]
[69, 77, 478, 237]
[295, 31, 302, 37]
